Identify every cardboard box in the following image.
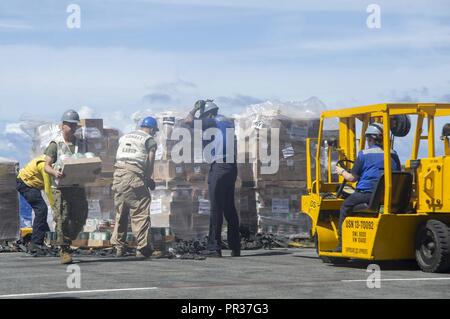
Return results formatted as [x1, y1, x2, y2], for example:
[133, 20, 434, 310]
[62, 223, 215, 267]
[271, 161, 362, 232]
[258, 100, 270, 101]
[87, 239, 111, 247]
[256, 185, 303, 214]
[236, 187, 258, 232]
[151, 227, 173, 252]
[185, 163, 209, 182]
[237, 161, 255, 182]
[0, 159, 19, 241]
[150, 199, 194, 239]
[277, 158, 307, 181]
[87, 138, 108, 156]
[253, 158, 306, 182]
[80, 119, 104, 135]
[56, 157, 102, 187]
[153, 160, 186, 181]
[100, 198, 114, 217]
[155, 140, 179, 161]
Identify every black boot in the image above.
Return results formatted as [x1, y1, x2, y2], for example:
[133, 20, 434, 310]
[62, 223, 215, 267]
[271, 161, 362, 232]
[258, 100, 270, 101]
[333, 233, 342, 252]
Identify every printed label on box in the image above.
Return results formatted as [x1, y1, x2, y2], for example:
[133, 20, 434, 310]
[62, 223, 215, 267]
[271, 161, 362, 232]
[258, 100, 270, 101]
[88, 200, 101, 215]
[150, 199, 162, 215]
[198, 199, 210, 215]
[155, 144, 163, 160]
[194, 165, 201, 173]
[282, 145, 295, 158]
[272, 198, 290, 214]
[175, 166, 183, 174]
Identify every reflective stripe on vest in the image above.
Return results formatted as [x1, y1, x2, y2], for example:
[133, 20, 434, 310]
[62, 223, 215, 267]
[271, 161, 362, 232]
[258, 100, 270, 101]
[52, 135, 86, 171]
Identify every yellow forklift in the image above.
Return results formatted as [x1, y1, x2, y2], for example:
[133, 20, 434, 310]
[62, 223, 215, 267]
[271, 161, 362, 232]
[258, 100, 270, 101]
[302, 103, 450, 273]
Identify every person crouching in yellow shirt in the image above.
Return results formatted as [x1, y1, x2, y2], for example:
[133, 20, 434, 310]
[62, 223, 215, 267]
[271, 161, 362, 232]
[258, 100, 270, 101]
[16, 155, 54, 252]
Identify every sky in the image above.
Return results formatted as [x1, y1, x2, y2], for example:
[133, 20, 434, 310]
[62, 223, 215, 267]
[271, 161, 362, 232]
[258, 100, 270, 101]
[1, 0, 450, 164]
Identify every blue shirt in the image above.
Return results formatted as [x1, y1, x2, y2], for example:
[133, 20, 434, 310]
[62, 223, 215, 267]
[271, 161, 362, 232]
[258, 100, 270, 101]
[351, 145, 401, 192]
[201, 115, 237, 163]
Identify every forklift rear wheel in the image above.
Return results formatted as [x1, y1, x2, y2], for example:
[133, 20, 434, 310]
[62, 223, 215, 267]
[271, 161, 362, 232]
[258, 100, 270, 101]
[415, 220, 450, 273]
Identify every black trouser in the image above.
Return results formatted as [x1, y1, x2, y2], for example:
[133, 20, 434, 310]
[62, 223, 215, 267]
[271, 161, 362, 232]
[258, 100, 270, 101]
[337, 191, 372, 238]
[16, 179, 50, 245]
[207, 163, 240, 252]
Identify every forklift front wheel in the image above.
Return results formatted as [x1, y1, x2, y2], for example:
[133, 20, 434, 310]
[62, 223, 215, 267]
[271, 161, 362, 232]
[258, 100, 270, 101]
[415, 220, 450, 273]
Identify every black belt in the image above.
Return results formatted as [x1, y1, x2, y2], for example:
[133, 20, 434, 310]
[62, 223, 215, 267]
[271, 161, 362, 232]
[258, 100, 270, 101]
[356, 189, 372, 194]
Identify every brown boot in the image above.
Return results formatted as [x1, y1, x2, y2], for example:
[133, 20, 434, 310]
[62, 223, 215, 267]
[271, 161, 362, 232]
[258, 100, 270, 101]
[60, 247, 73, 264]
[136, 246, 152, 259]
[115, 246, 126, 257]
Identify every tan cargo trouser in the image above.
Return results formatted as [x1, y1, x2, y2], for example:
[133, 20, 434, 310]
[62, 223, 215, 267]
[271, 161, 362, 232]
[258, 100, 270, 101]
[111, 169, 152, 251]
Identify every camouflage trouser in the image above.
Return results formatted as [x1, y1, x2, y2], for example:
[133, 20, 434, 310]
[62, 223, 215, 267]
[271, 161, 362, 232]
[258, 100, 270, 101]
[111, 169, 152, 251]
[52, 187, 88, 246]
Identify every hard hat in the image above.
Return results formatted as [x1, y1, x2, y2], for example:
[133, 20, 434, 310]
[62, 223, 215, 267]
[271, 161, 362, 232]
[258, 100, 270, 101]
[365, 123, 383, 136]
[61, 109, 80, 124]
[200, 99, 219, 118]
[141, 116, 159, 131]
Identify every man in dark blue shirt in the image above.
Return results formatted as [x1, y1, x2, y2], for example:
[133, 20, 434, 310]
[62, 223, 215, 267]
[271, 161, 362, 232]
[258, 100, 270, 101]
[184, 100, 240, 257]
[333, 122, 401, 252]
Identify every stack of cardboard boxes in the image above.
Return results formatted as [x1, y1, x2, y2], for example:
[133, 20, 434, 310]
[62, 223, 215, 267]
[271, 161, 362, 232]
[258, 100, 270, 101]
[235, 110, 319, 236]
[0, 158, 20, 241]
[150, 117, 211, 240]
[77, 119, 120, 247]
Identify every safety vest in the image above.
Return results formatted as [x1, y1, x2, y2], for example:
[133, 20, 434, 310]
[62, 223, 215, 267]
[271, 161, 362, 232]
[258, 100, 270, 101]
[18, 155, 47, 190]
[116, 130, 152, 174]
[210, 115, 237, 163]
[50, 134, 87, 188]
[17, 155, 54, 205]
[53, 134, 86, 163]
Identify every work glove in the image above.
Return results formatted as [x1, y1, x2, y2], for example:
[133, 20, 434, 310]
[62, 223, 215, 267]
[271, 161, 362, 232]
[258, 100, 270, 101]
[194, 100, 206, 112]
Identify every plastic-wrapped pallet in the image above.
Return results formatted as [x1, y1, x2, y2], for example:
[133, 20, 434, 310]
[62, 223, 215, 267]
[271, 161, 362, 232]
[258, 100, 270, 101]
[232, 98, 326, 236]
[0, 158, 20, 241]
[150, 186, 195, 240]
[255, 182, 310, 236]
[191, 182, 210, 238]
[235, 187, 258, 233]
[234, 98, 323, 183]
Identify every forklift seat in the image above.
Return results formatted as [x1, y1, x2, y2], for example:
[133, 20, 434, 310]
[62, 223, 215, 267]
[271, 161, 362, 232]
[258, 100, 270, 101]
[352, 172, 413, 214]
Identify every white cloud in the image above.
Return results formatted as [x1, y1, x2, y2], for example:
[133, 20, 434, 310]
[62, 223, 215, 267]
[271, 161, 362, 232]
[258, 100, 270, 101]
[0, 137, 16, 152]
[77, 106, 96, 119]
[0, 21, 32, 30]
[5, 122, 28, 138]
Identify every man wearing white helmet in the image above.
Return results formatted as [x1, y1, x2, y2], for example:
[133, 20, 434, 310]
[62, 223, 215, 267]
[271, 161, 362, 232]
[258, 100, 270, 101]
[333, 122, 401, 252]
[184, 100, 241, 258]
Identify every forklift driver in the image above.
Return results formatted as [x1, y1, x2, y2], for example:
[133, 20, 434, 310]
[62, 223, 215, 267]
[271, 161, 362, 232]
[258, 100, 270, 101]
[333, 123, 401, 252]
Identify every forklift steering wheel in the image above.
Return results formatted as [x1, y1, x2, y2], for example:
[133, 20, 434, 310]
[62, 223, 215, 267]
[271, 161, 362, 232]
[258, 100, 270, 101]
[336, 159, 355, 198]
